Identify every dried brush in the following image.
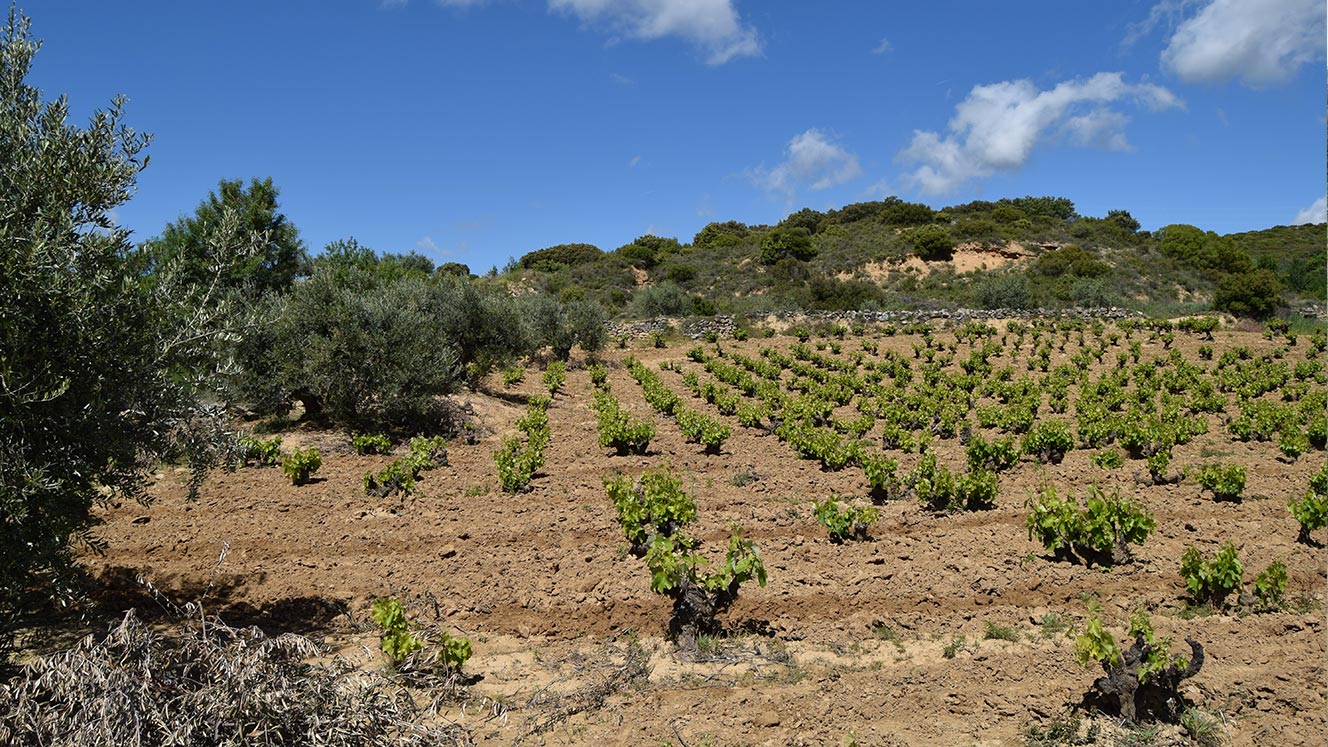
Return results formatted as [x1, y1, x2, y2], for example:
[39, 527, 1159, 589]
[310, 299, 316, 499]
[0, 608, 471, 746]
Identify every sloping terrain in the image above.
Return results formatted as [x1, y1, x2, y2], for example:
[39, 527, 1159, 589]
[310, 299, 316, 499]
[84, 322, 1324, 746]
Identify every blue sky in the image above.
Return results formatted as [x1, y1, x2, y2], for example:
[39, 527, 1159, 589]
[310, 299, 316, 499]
[26, 0, 1327, 272]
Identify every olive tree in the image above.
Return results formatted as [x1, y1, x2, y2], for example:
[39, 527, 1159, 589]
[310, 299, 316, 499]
[1, 9, 254, 657]
[231, 268, 464, 430]
[229, 268, 599, 428]
[518, 295, 608, 361]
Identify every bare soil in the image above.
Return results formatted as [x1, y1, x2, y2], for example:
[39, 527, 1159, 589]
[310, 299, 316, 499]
[83, 324, 1325, 746]
[850, 242, 1031, 283]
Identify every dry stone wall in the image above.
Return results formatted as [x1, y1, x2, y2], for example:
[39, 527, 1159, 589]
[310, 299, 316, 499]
[607, 307, 1143, 340]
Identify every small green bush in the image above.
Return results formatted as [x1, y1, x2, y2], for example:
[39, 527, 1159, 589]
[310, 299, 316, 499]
[1026, 486, 1155, 566]
[371, 597, 422, 665]
[965, 434, 1020, 472]
[370, 597, 472, 674]
[239, 435, 283, 466]
[542, 361, 567, 394]
[351, 433, 391, 455]
[644, 530, 766, 655]
[1022, 420, 1074, 464]
[592, 391, 655, 455]
[1288, 463, 1327, 544]
[494, 400, 549, 493]
[1071, 606, 1201, 722]
[956, 469, 1000, 511]
[1092, 448, 1124, 469]
[676, 408, 731, 454]
[605, 465, 766, 655]
[862, 453, 901, 502]
[1179, 543, 1243, 608]
[606, 469, 698, 548]
[280, 447, 321, 485]
[1288, 488, 1327, 543]
[406, 435, 448, 468]
[814, 497, 878, 542]
[494, 437, 538, 493]
[363, 438, 445, 498]
[363, 458, 418, 498]
[983, 621, 1020, 642]
[1195, 463, 1246, 501]
[501, 365, 525, 387]
[910, 449, 956, 511]
[588, 363, 609, 389]
[1253, 560, 1288, 609]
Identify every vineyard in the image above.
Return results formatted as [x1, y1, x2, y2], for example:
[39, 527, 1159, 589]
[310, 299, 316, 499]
[81, 317, 1323, 745]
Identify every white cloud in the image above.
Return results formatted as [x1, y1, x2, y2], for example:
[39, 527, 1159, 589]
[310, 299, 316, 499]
[549, 0, 761, 65]
[416, 235, 441, 253]
[872, 36, 891, 55]
[1063, 109, 1132, 150]
[753, 128, 862, 199]
[628, 154, 642, 167]
[1160, 0, 1326, 86]
[861, 178, 894, 200]
[899, 73, 1181, 195]
[1122, 0, 1199, 47]
[696, 194, 714, 218]
[1293, 196, 1326, 225]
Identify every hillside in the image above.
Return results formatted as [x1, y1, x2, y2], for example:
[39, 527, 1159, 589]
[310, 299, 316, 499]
[498, 196, 1325, 321]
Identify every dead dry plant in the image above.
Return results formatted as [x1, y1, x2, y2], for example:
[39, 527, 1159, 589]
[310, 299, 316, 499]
[516, 634, 651, 741]
[0, 607, 471, 746]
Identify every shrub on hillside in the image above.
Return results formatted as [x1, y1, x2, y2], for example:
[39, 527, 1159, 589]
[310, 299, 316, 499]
[518, 294, 607, 360]
[759, 227, 817, 264]
[909, 224, 955, 260]
[692, 220, 750, 248]
[1212, 269, 1283, 319]
[779, 207, 826, 234]
[518, 242, 602, 272]
[879, 200, 936, 226]
[1156, 224, 1251, 275]
[631, 282, 693, 317]
[1030, 245, 1111, 279]
[973, 272, 1033, 309]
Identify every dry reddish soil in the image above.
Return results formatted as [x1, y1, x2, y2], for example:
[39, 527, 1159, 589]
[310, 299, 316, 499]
[83, 323, 1325, 746]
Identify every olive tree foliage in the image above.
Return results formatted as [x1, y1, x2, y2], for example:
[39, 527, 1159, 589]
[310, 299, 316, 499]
[231, 268, 463, 431]
[231, 256, 609, 429]
[0, 9, 257, 655]
[517, 294, 607, 361]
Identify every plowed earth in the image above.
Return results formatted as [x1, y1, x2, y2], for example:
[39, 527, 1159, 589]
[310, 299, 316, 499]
[84, 324, 1325, 746]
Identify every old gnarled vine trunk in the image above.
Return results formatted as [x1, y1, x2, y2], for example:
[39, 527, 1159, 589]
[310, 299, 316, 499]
[1094, 634, 1205, 722]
